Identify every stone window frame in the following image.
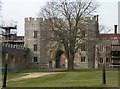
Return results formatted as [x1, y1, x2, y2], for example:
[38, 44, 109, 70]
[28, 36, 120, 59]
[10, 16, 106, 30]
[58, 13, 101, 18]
[99, 45, 103, 52]
[33, 44, 37, 51]
[106, 58, 110, 64]
[33, 57, 38, 63]
[99, 58, 103, 64]
[81, 57, 86, 62]
[33, 31, 37, 38]
[81, 45, 86, 51]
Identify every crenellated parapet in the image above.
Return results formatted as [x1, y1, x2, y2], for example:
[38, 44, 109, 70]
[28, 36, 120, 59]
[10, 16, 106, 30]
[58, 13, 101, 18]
[2, 42, 29, 72]
[25, 15, 98, 23]
[25, 17, 43, 22]
[2, 42, 27, 50]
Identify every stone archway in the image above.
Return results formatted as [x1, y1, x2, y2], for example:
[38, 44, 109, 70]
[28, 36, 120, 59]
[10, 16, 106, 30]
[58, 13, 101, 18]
[49, 61, 52, 68]
[55, 49, 64, 68]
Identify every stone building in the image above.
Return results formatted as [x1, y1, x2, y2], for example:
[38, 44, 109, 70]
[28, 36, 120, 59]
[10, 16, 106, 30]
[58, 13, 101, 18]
[2, 43, 28, 72]
[95, 25, 120, 68]
[24, 17, 42, 68]
[24, 16, 99, 69]
[1, 17, 120, 71]
[1, 20, 28, 72]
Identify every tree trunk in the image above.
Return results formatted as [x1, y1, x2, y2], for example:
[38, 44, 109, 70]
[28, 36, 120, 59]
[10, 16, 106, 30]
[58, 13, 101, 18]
[68, 54, 74, 70]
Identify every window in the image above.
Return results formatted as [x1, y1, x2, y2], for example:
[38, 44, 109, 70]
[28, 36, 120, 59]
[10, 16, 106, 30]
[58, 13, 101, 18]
[34, 44, 37, 51]
[81, 57, 86, 62]
[82, 30, 86, 37]
[106, 58, 110, 63]
[81, 45, 85, 51]
[99, 45, 103, 52]
[24, 55, 26, 59]
[99, 58, 103, 63]
[33, 31, 37, 38]
[11, 55, 14, 59]
[5, 52, 8, 60]
[33, 57, 38, 63]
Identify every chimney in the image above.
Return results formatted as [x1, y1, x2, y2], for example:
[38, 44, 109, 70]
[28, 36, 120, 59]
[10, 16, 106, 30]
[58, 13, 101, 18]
[114, 25, 117, 34]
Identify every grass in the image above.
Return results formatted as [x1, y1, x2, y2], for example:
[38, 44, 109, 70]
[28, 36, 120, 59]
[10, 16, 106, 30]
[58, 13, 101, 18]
[6, 69, 119, 87]
[2, 72, 27, 80]
[0, 72, 28, 87]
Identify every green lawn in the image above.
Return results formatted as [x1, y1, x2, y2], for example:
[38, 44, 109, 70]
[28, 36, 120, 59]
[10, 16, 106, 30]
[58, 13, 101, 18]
[2, 72, 27, 80]
[0, 72, 28, 87]
[6, 69, 119, 87]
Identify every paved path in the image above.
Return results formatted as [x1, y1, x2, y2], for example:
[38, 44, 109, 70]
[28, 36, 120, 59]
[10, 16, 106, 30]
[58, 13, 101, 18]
[8, 72, 62, 82]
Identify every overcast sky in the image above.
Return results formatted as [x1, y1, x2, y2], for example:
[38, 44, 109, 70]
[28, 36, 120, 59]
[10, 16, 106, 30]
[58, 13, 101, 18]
[1, 0, 119, 36]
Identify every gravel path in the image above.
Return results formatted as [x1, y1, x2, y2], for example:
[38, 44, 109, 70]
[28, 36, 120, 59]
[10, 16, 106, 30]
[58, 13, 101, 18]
[8, 72, 62, 82]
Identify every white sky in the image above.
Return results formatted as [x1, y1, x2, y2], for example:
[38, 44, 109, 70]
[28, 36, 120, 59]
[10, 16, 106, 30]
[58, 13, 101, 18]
[1, 0, 120, 36]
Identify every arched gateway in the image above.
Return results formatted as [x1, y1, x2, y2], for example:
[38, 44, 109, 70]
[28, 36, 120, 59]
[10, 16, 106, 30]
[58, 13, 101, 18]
[55, 49, 65, 68]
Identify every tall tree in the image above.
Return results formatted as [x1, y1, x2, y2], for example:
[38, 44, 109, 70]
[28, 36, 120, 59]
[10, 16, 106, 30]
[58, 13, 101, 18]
[40, 0, 98, 70]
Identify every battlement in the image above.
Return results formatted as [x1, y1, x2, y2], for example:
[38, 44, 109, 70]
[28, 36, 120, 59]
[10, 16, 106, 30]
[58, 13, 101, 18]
[2, 42, 27, 50]
[82, 15, 98, 21]
[25, 15, 99, 22]
[25, 17, 43, 22]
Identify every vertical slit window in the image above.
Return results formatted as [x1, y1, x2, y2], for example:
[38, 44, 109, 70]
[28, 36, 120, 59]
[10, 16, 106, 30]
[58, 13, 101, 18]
[33, 31, 37, 38]
[34, 44, 37, 51]
[81, 45, 85, 51]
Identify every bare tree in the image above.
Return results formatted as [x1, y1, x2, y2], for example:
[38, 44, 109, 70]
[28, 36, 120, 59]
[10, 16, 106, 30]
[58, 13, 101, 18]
[40, 0, 98, 70]
[99, 24, 112, 33]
